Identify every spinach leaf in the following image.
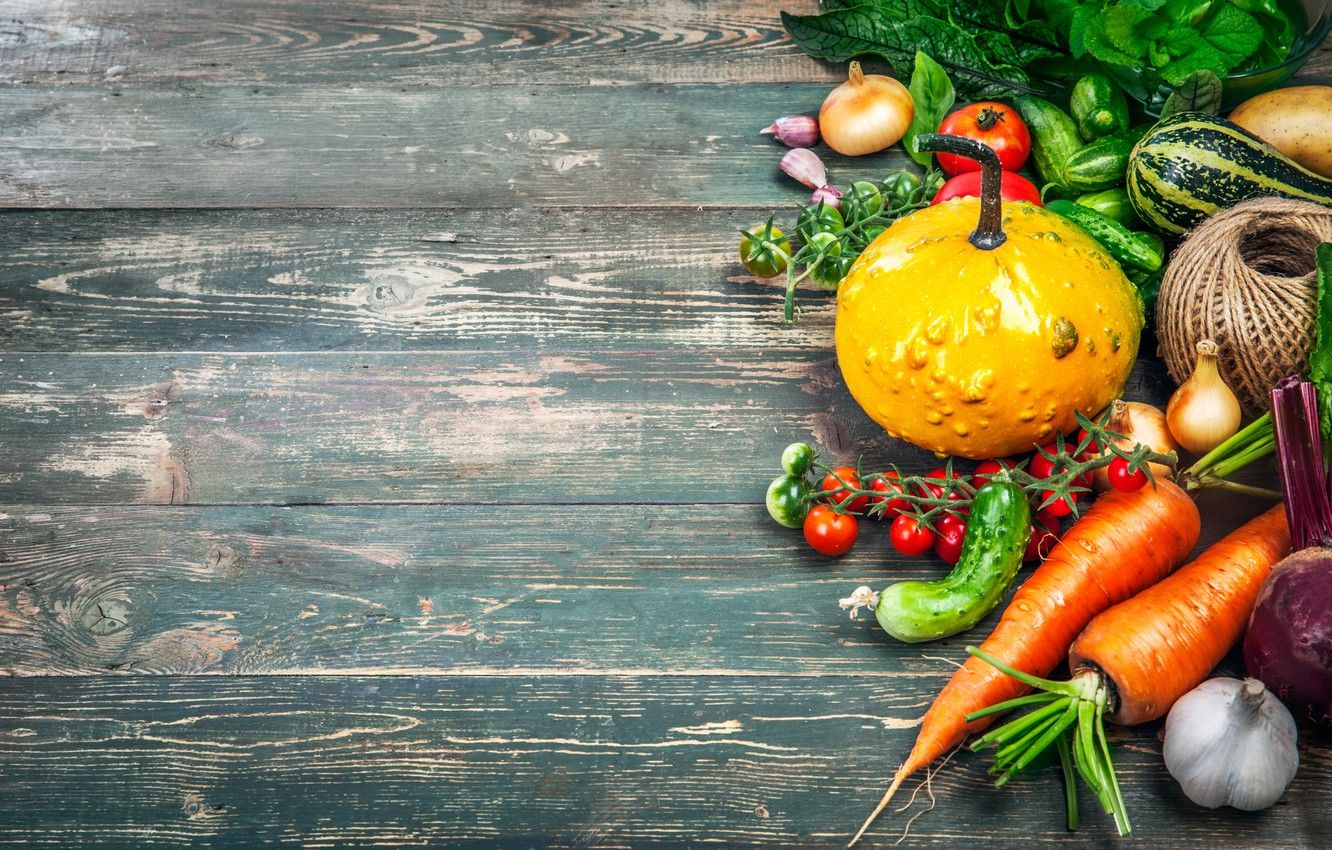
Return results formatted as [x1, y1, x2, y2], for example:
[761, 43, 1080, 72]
[904, 52, 956, 166]
[780, 4, 1045, 98]
[1161, 69, 1223, 115]
[1312, 243, 1332, 444]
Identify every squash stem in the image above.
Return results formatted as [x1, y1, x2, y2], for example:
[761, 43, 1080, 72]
[912, 133, 1007, 250]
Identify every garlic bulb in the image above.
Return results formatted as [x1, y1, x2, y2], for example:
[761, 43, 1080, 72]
[1166, 339, 1243, 454]
[1163, 677, 1298, 811]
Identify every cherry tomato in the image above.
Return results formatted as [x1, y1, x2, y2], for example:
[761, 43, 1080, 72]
[1028, 445, 1057, 480]
[1029, 443, 1087, 517]
[1106, 456, 1148, 492]
[868, 471, 910, 517]
[935, 102, 1032, 175]
[890, 513, 936, 557]
[821, 465, 868, 514]
[1024, 511, 1061, 562]
[919, 466, 949, 499]
[932, 170, 1042, 206]
[934, 513, 967, 565]
[972, 458, 1014, 488]
[803, 504, 858, 557]
[795, 202, 844, 243]
[738, 219, 790, 278]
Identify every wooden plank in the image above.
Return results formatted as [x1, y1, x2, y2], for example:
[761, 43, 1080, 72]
[1, 675, 1328, 848]
[0, 350, 1178, 505]
[0, 502, 997, 676]
[0, 0, 837, 86]
[0, 83, 906, 209]
[2, 0, 1328, 89]
[0, 208, 831, 353]
[0, 495, 1276, 677]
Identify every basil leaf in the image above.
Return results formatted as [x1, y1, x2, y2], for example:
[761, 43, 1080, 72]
[1161, 69, 1223, 115]
[1311, 243, 1332, 444]
[904, 51, 956, 167]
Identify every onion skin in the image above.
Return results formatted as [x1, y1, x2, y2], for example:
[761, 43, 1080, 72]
[819, 61, 913, 157]
[1244, 548, 1332, 726]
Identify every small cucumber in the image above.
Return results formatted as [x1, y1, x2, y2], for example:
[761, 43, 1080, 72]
[1075, 187, 1139, 227]
[874, 480, 1030, 644]
[1047, 199, 1163, 273]
[1070, 74, 1130, 141]
[1015, 95, 1082, 190]
[1062, 127, 1143, 193]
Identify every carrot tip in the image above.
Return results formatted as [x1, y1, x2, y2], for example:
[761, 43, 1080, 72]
[848, 767, 910, 846]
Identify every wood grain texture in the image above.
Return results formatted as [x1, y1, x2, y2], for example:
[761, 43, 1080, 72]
[1, 675, 1328, 849]
[0, 208, 830, 353]
[0, 83, 908, 209]
[0, 350, 1180, 505]
[0, 0, 838, 86]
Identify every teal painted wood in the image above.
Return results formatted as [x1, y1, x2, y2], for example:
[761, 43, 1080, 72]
[0, 498, 1278, 677]
[1, 675, 1328, 848]
[0, 208, 832, 353]
[0, 83, 909, 209]
[0, 0, 840, 86]
[0, 350, 1177, 505]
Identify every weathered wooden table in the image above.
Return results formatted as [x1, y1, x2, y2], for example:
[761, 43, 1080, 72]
[2, 2, 1329, 847]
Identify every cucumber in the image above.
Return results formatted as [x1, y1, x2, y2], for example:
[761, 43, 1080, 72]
[1070, 74, 1130, 141]
[1075, 187, 1139, 226]
[1015, 95, 1082, 190]
[1047, 199, 1163, 273]
[1128, 111, 1332, 235]
[874, 481, 1030, 644]
[1062, 127, 1142, 193]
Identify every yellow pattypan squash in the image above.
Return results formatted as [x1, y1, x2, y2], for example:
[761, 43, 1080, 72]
[835, 135, 1143, 459]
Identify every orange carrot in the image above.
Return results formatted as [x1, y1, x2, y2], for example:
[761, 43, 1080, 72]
[1068, 504, 1290, 725]
[849, 481, 1200, 845]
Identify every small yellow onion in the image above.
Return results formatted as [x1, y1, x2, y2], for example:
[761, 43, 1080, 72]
[1091, 399, 1179, 491]
[1167, 339, 1243, 454]
[819, 61, 913, 156]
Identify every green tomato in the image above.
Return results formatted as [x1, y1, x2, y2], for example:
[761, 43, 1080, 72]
[739, 220, 790, 278]
[780, 442, 815, 476]
[766, 473, 812, 529]
[806, 233, 848, 291]
[861, 224, 887, 244]
[884, 170, 921, 201]
[842, 181, 884, 223]
[796, 202, 845, 243]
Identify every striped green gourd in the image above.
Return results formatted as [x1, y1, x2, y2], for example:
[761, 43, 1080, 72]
[1127, 112, 1332, 235]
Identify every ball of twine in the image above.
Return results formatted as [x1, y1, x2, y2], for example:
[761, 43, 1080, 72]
[1158, 197, 1332, 410]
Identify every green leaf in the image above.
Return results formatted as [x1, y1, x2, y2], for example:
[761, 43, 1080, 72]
[1200, 2, 1264, 67]
[1311, 243, 1332, 444]
[904, 51, 956, 167]
[1083, 19, 1147, 66]
[1160, 41, 1228, 84]
[1161, 69, 1223, 115]
[1102, 5, 1155, 56]
[780, 6, 1041, 98]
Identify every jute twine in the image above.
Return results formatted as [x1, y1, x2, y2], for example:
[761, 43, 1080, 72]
[1158, 197, 1332, 410]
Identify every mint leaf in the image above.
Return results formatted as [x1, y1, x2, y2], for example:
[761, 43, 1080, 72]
[1102, 5, 1155, 55]
[1161, 69, 1223, 115]
[1083, 18, 1146, 66]
[1200, 2, 1264, 68]
[905, 52, 956, 166]
[1312, 243, 1332, 444]
[1160, 41, 1228, 84]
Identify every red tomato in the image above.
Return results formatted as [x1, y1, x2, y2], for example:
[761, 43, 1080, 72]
[935, 102, 1032, 175]
[919, 466, 949, 499]
[1024, 510, 1061, 562]
[890, 513, 936, 557]
[1029, 443, 1087, 517]
[803, 505, 858, 557]
[934, 513, 967, 565]
[820, 465, 868, 514]
[932, 170, 1042, 206]
[868, 471, 910, 517]
[1106, 456, 1148, 492]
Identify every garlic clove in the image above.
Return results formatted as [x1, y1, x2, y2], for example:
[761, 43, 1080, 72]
[779, 147, 828, 189]
[761, 115, 820, 148]
[809, 185, 842, 208]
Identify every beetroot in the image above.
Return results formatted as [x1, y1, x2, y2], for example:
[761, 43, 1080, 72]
[1245, 551, 1332, 726]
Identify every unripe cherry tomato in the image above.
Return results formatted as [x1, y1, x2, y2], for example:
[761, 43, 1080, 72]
[890, 513, 936, 557]
[820, 466, 868, 514]
[803, 504, 858, 557]
[1106, 456, 1148, 492]
[932, 170, 1042, 206]
[935, 103, 1031, 175]
[934, 513, 967, 565]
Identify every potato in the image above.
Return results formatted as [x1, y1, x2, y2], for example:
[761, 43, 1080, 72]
[1229, 86, 1332, 178]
